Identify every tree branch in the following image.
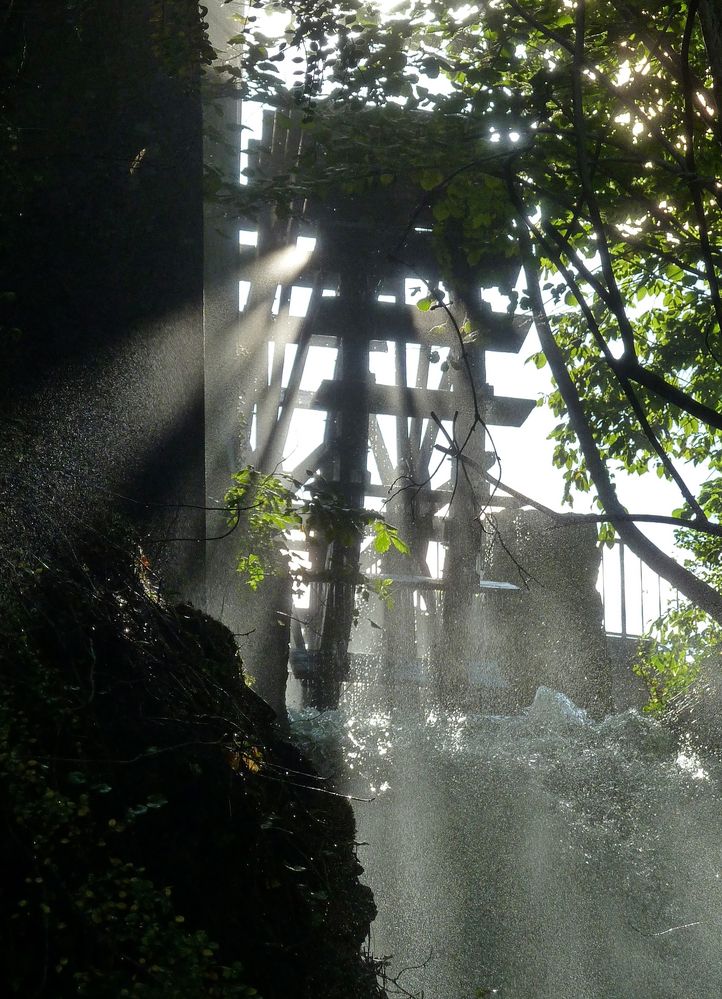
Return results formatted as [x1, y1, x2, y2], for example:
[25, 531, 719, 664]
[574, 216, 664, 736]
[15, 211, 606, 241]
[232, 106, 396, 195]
[525, 211, 708, 518]
[621, 360, 722, 432]
[506, 169, 722, 624]
[530, 196, 722, 433]
[571, 2, 637, 359]
[459, 455, 722, 541]
[680, 0, 722, 340]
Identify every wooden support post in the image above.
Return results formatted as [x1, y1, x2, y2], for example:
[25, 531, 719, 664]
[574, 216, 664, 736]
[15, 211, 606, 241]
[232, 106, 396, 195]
[313, 266, 373, 708]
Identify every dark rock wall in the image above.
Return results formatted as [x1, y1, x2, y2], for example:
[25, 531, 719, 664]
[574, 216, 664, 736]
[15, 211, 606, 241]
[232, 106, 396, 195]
[1, 0, 207, 602]
[0, 532, 381, 998]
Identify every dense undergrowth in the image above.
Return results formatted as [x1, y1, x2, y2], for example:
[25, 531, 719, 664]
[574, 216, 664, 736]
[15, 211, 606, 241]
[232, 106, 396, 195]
[0, 526, 381, 998]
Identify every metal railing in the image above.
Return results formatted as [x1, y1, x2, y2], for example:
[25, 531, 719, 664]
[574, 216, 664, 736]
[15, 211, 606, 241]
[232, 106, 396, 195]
[599, 541, 679, 639]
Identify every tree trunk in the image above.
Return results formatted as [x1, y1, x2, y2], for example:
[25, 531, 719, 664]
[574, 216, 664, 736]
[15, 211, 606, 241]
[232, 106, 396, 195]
[700, 0, 722, 129]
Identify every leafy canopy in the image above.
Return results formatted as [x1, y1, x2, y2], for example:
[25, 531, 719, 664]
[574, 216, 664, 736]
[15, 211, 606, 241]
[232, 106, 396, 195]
[230, 1, 721, 504]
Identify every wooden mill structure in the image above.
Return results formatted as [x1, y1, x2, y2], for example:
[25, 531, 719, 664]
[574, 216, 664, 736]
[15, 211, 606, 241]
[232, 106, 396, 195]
[231, 109, 534, 709]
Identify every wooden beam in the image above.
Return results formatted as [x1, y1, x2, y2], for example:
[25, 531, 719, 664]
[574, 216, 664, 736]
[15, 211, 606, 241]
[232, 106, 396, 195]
[265, 276, 324, 469]
[364, 574, 520, 593]
[417, 368, 449, 478]
[369, 416, 395, 483]
[410, 348, 430, 453]
[289, 440, 331, 483]
[278, 297, 531, 353]
[394, 341, 411, 473]
[297, 381, 535, 427]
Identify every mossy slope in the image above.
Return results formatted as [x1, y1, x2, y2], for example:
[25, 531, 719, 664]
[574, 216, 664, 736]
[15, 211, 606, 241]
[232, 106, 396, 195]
[0, 532, 380, 998]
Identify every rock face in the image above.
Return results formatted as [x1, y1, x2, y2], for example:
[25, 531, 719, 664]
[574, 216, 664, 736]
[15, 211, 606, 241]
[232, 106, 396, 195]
[480, 508, 613, 716]
[0, 531, 381, 998]
[1, 0, 208, 604]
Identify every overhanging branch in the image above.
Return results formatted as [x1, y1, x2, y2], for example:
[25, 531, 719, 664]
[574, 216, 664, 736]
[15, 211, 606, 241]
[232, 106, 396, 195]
[506, 169, 722, 624]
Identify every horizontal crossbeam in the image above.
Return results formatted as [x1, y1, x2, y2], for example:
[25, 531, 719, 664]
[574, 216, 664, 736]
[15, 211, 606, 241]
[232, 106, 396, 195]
[362, 574, 520, 592]
[272, 297, 531, 353]
[293, 381, 535, 427]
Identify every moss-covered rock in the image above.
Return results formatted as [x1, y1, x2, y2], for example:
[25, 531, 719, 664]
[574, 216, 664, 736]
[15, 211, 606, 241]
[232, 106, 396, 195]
[0, 530, 381, 998]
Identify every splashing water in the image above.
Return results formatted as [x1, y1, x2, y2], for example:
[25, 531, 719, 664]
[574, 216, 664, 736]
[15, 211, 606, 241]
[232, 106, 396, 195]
[291, 686, 722, 999]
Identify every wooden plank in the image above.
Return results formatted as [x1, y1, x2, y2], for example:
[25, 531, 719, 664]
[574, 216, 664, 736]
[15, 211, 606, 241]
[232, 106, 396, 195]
[370, 416, 395, 483]
[410, 347, 430, 453]
[266, 328, 388, 352]
[298, 380, 535, 427]
[290, 441, 331, 483]
[275, 297, 531, 353]
[362, 574, 520, 592]
[365, 482, 452, 503]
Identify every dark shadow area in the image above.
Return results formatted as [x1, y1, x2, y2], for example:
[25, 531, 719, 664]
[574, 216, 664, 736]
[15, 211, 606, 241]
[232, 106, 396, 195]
[1, 0, 207, 600]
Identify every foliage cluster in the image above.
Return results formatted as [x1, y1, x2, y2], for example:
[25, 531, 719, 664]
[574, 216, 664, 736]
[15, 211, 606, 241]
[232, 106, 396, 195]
[230, 0, 721, 517]
[633, 607, 709, 714]
[636, 478, 722, 713]
[224, 465, 408, 591]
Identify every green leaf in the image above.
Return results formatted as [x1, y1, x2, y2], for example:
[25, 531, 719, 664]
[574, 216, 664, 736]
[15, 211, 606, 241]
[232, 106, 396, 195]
[419, 169, 443, 190]
[372, 523, 391, 553]
[391, 533, 410, 554]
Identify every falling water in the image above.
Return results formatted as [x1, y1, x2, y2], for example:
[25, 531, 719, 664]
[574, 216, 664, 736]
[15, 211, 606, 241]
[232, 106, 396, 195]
[291, 685, 722, 999]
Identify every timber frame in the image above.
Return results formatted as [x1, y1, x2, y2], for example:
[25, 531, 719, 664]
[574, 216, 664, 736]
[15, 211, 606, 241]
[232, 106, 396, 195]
[236, 108, 535, 708]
